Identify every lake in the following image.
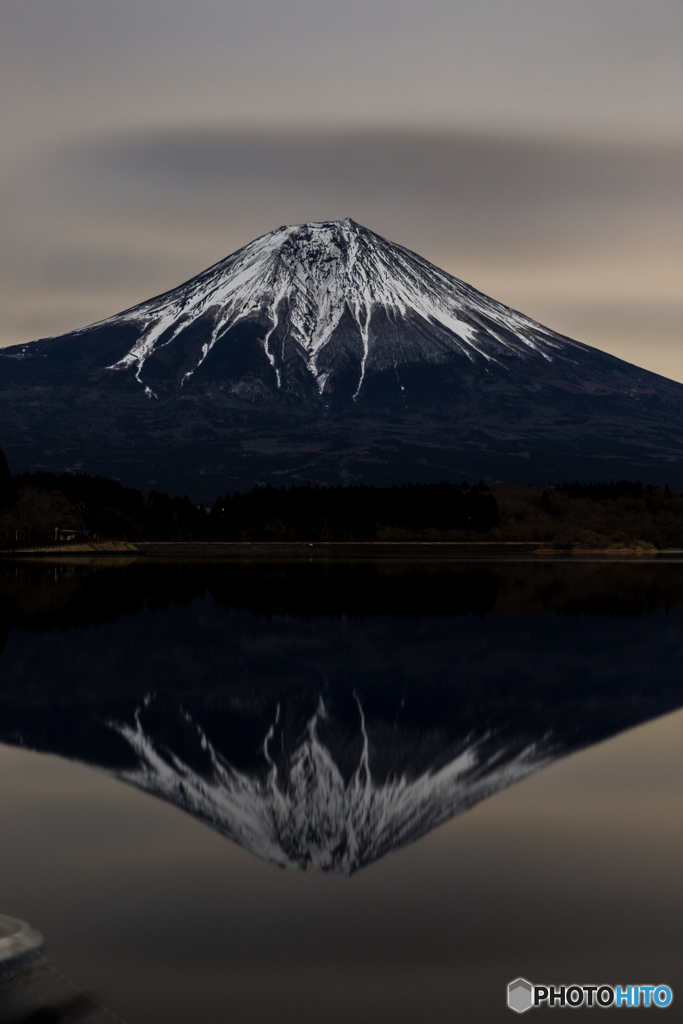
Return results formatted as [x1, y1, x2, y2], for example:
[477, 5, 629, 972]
[0, 557, 681, 1021]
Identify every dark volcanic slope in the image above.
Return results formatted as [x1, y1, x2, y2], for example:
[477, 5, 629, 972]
[1, 219, 682, 498]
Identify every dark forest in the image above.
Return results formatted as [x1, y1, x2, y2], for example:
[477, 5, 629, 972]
[1, 449, 682, 549]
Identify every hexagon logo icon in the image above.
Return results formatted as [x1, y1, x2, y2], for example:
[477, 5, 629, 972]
[508, 978, 533, 1013]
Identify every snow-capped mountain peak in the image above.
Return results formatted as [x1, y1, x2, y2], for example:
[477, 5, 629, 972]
[3, 217, 679, 495]
[96, 219, 577, 396]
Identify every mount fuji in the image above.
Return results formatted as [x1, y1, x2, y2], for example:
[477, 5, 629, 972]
[1, 219, 682, 497]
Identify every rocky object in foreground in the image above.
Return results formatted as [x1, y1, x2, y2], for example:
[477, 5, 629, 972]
[1, 219, 683, 500]
[0, 915, 44, 979]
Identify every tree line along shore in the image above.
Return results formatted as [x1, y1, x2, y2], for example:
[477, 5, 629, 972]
[1, 450, 682, 550]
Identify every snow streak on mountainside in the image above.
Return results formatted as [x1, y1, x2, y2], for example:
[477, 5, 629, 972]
[90, 218, 581, 396]
[107, 694, 550, 874]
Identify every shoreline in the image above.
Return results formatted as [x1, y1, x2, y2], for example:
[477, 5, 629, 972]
[2, 540, 683, 562]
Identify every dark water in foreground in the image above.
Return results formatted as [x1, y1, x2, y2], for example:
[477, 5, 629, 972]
[0, 559, 681, 1022]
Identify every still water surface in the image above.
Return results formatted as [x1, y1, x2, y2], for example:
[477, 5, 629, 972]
[0, 559, 681, 1022]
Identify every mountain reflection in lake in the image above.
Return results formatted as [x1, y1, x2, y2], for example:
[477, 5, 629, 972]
[0, 559, 681, 1023]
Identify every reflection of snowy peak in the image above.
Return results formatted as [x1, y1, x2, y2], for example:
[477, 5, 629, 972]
[108, 695, 549, 874]
[96, 218, 577, 397]
[2, 569, 683, 874]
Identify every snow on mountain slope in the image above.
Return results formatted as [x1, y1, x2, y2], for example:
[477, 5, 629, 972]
[4, 217, 681, 495]
[88, 219, 583, 396]
[106, 694, 551, 874]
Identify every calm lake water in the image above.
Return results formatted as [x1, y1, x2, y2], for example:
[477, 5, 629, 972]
[0, 558, 681, 1022]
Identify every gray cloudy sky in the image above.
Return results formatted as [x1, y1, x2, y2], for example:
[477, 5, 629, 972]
[0, 0, 681, 377]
